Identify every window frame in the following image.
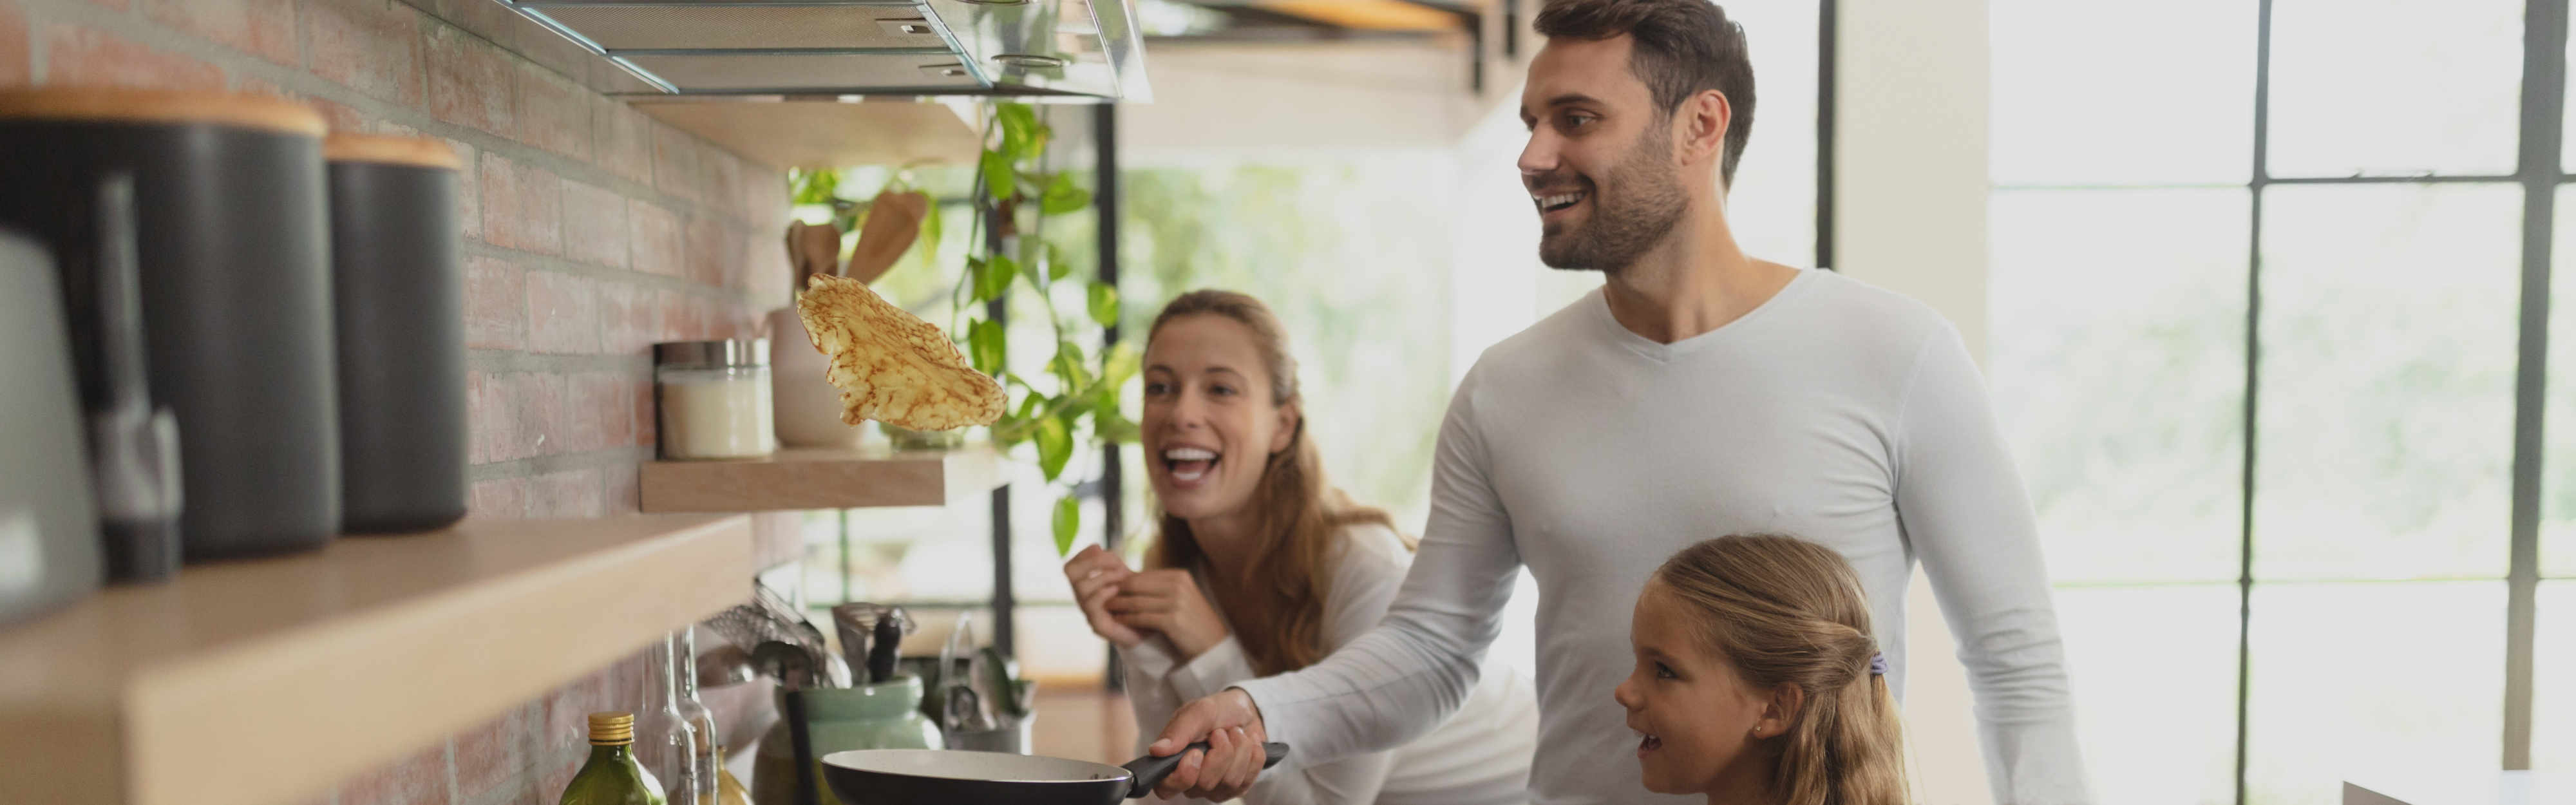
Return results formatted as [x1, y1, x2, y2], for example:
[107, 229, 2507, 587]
[1991, 0, 2562, 795]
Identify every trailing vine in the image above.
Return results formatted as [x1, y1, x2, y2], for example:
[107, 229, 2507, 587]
[784, 102, 1133, 556]
[960, 102, 1139, 556]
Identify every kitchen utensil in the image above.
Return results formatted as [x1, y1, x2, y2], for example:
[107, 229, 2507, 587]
[714, 596, 846, 688]
[0, 226, 104, 623]
[755, 675, 941, 805]
[325, 134, 466, 535]
[817, 645, 853, 687]
[752, 579, 818, 639]
[784, 220, 840, 292]
[830, 605, 874, 677]
[708, 605, 812, 668]
[962, 647, 996, 728]
[696, 643, 757, 689]
[844, 190, 925, 285]
[1009, 679, 1037, 721]
[0, 88, 340, 563]
[829, 603, 913, 684]
[768, 585, 850, 686]
[76, 175, 181, 583]
[822, 743, 1291, 805]
[936, 612, 989, 736]
[942, 685, 989, 737]
[945, 647, 1033, 753]
[707, 605, 790, 648]
[751, 641, 815, 689]
[753, 578, 802, 621]
[867, 613, 903, 685]
[976, 646, 1020, 717]
[753, 580, 851, 687]
[752, 641, 822, 805]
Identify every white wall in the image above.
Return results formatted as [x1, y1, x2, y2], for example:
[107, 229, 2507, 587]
[1120, 39, 1490, 155]
[1835, 0, 1992, 354]
[1834, 0, 2000, 803]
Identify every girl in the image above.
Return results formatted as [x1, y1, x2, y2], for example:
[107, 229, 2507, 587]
[1615, 535, 1907, 805]
[1063, 290, 1539, 804]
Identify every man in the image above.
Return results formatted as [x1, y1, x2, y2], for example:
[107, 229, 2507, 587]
[1142, 1, 2092, 803]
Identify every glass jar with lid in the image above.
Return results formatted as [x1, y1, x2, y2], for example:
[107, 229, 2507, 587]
[653, 339, 776, 460]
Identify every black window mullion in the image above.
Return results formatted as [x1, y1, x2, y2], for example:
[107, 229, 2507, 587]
[1816, 0, 1836, 271]
[1095, 102, 1128, 693]
[2237, 1, 2274, 802]
[2505, 0, 2567, 773]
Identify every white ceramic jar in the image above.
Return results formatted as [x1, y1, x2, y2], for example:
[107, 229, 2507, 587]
[766, 307, 870, 450]
[652, 339, 776, 460]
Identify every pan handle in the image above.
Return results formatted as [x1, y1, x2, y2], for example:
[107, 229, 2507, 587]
[1121, 742, 1289, 799]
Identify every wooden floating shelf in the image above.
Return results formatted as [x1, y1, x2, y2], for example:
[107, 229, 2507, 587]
[639, 444, 1005, 513]
[0, 515, 755, 805]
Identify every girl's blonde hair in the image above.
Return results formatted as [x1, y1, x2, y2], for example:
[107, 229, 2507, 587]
[1142, 290, 1398, 676]
[1651, 535, 1907, 805]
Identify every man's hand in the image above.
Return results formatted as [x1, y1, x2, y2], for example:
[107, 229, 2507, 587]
[1107, 569, 1231, 661]
[1148, 688, 1270, 800]
[1063, 545, 1145, 648]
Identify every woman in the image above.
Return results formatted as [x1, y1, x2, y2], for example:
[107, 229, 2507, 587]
[1615, 535, 1906, 805]
[1063, 290, 1539, 805]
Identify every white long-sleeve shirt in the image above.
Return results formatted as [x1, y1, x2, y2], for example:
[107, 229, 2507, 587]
[1232, 269, 2092, 805]
[1122, 522, 1539, 805]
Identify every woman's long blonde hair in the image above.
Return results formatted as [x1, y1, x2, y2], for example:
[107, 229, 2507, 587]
[1142, 290, 1397, 676]
[1652, 535, 1907, 805]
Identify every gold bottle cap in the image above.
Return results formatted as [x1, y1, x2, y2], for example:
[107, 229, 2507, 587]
[587, 712, 636, 745]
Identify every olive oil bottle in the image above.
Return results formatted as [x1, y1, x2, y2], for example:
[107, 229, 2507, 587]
[560, 712, 668, 805]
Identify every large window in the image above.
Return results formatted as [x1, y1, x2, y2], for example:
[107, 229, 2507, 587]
[1991, 1, 2568, 802]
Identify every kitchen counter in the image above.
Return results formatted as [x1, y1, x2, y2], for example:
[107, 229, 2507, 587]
[2345, 771, 2571, 805]
[1030, 687, 1142, 766]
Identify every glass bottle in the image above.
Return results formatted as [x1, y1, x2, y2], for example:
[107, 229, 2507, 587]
[559, 712, 667, 805]
[638, 634, 702, 804]
[715, 765, 753, 805]
[675, 629, 723, 805]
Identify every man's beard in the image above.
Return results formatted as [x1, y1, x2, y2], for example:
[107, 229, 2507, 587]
[1535, 128, 1688, 274]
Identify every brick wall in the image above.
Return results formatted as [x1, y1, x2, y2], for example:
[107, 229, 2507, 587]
[0, 1, 805, 804]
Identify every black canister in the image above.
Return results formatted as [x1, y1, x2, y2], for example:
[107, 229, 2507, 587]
[0, 88, 341, 561]
[325, 134, 467, 534]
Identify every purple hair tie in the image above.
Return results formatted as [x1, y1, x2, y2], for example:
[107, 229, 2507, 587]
[1867, 652, 1888, 677]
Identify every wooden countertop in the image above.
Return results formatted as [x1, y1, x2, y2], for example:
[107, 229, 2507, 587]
[0, 515, 753, 805]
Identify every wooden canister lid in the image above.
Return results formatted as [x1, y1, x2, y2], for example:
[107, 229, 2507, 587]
[323, 133, 462, 171]
[0, 86, 327, 137]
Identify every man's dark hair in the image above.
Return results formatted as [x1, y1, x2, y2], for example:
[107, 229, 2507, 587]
[1534, 0, 1756, 187]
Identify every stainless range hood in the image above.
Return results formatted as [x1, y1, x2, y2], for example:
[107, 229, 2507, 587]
[495, 0, 1151, 101]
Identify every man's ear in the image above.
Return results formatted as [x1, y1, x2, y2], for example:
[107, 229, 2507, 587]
[1674, 89, 1733, 168]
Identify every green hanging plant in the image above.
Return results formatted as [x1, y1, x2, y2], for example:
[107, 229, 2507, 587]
[954, 101, 1141, 557]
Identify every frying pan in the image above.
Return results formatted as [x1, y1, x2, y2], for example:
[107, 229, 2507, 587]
[822, 742, 1288, 805]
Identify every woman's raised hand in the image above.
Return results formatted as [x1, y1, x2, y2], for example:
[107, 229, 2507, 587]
[1063, 545, 1147, 648]
[1108, 569, 1232, 661]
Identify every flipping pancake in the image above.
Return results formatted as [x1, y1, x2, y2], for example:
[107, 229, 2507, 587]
[795, 273, 1005, 431]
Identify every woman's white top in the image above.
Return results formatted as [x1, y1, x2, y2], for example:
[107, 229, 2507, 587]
[1121, 522, 1540, 805]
